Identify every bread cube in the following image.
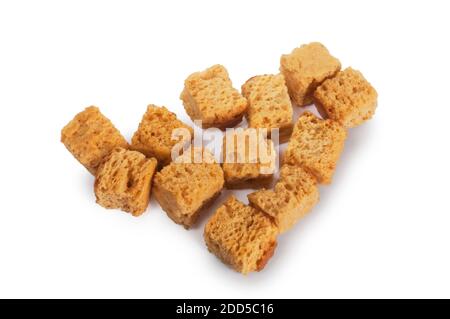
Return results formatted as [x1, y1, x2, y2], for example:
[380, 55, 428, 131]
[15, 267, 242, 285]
[153, 148, 224, 228]
[94, 148, 158, 216]
[241, 74, 293, 143]
[284, 112, 346, 184]
[222, 128, 276, 189]
[314, 67, 378, 128]
[180, 64, 248, 129]
[131, 105, 193, 167]
[280, 42, 341, 106]
[61, 106, 129, 175]
[248, 165, 318, 233]
[204, 196, 278, 274]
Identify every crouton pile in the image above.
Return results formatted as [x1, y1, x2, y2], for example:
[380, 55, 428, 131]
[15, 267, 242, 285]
[61, 42, 377, 274]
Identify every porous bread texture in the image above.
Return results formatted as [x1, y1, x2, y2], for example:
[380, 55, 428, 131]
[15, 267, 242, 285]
[204, 196, 278, 275]
[172, 146, 217, 164]
[280, 42, 341, 106]
[153, 147, 224, 229]
[180, 64, 248, 129]
[283, 112, 347, 184]
[94, 148, 158, 216]
[61, 106, 129, 175]
[131, 105, 193, 167]
[222, 128, 276, 189]
[313, 67, 378, 128]
[248, 165, 318, 233]
[241, 74, 293, 143]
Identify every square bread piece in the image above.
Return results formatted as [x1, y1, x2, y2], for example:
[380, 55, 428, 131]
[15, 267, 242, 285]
[94, 148, 158, 216]
[131, 105, 193, 167]
[61, 106, 129, 175]
[283, 112, 347, 184]
[222, 128, 276, 189]
[280, 42, 341, 106]
[180, 64, 248, 129]
[204, 196, 278, 275]
[248, 165, 319, 233]
[241, 74, 293, 143]
[313, 67, 378, 128]
[153, 147, 224, 229]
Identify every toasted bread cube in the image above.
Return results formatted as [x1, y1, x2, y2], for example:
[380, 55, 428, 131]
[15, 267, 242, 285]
[248, 165, 318, 233]
[180, 65, 248, 129]
[153, 148, 224, 228]
[313, 68, 378, 128]
[204, 196, 278, 274]
[61, 106, 129, 175]
[241, 74, 293, 143]
[222, 128, 276, 189]
[284, 112, 346, 184]
[94, 148, 158, 216]
[131, 105, 193, 167]
[280, 42, 341, 106]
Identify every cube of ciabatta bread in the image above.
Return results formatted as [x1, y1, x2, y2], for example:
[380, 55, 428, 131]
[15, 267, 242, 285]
[248, 165, 319, 233]
[131, 105, 193, 167]
[280, 42, 341, 106]
[61, 106, 129, 175]
[94, 148, 158, 216]
[241, 74, 293, 143]
[283, 112, 346, 184]
[313, 67, 378, 128]
[153, 147, 224, 229]
[222, 128, 276, 189]
[180, 64, 248, 129]
[204, 196, 278, 275]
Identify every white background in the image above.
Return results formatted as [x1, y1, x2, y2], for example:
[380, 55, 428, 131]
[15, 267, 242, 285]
[1, 0, 449, 299]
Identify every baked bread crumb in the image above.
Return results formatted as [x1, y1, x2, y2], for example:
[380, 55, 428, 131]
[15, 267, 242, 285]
[131, 105, 193, 167]
[222, 128, 276, 189]
[283, 112, 346, 184]
[61, 106, 129, 175]
[153, 147, 224, 228]
[204, 196, 278, 274]
[180, 64, 248, 129]
[314, 67, 378, 128]
[94, 147, 158, 216]
[280, 42, 341, 106]
[241, 74, 293, 142]
[248, 165, 318, 233]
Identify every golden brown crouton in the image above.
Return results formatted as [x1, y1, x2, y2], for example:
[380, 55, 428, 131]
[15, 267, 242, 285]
[248, 165, 319, 233]
[131, 105, 193, 167]
[283, 112, 346, 184]
[204, 196, 278, 274]
[314, 67, 378, 128]
[222, 128, 276, 189]
[280, 42, 341, 106]
[153, 148, 224, 228]
[180, 64, 248, 129]
[241, 74, 293, 143]
[94, 148, 158, 216]
[61, 106, 129, 175]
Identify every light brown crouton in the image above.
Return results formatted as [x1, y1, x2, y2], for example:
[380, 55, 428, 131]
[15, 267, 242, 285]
[180, 64, 248, 129]
[241, 74, 293, 142]
[204, 196, 278, 274]
[94, 148, 158, 216]
[283, 112, 346, 184]
[314, 67, 378, 128]
[280, 42, 341, 106]
[153, 147, 224, 228]
[131, 105, 193, 167]
[222, 128, 276, 189]
[248, 165, 319, 233]
[61, 106, 129, 175]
